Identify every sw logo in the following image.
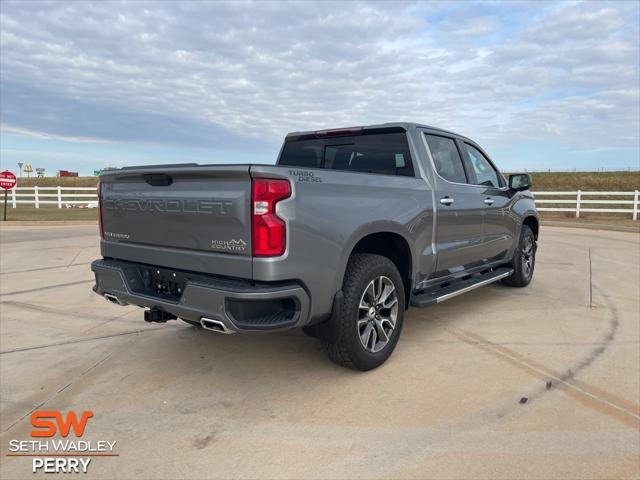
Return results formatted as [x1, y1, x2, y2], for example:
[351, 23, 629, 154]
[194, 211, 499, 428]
[14, 410, 110, 474]
[31, 410, 93, 437]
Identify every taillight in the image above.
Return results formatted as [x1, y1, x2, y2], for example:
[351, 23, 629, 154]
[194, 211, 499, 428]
[97, 181, 104, 239]
[251, 178, 291, 257]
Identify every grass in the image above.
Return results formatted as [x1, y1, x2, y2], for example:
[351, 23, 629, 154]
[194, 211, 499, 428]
[15, 177, 99, 187]
[522, 172, 639, 227]
[0, 206, 98, 222]
[3, 172, 639, 225]
[523, 171, 639, 192]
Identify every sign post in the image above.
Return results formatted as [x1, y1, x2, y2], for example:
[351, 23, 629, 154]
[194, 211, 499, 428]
[0, 171, 17, 221]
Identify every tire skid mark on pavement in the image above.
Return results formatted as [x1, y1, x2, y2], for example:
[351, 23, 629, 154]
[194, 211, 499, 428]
[0, 299, 129, 323]
[0, 244, 94, 251]
[0, 234, 97, 246]
[1, 348, 119, 435]
[0, 279, 94, 296]
[0, 327, 169, 355]
[80, 308, 140, 333]
[66, 247, 87, 268]
[446, 285, 640, 428]
[544, 238, 640, 263]
[543, 230, 640, 246]
[0, 262, 92, 276]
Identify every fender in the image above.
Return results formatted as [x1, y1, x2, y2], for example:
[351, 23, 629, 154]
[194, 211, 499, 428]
[512, 195, 538, 234]
[506, 194, 539, 260]
[331, 221, 416, 300]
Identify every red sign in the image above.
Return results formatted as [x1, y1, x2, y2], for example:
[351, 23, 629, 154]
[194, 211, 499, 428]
[0, 171, 17, 190]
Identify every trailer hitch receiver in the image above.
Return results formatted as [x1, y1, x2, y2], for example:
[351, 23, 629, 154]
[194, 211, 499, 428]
[144, 307, 177, 323]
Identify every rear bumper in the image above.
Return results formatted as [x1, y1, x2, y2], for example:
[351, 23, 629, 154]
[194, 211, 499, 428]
[91, 259, 311, 332]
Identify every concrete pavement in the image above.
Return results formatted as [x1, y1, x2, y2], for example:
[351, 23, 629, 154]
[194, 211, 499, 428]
[0, 224, 638, 479]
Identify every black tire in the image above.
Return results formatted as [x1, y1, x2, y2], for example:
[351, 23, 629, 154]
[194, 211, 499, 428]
[323, 253, 405, 371]
[502, 224, 536, 287]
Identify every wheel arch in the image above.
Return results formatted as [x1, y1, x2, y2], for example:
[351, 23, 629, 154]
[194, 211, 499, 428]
[338, 227, 414, 309]
[523, 215, 539, 239]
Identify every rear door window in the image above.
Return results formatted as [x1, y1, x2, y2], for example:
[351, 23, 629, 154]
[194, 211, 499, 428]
[461, 143, 502, 188]
[424, 134, 467, 184]
[279, 132, 414, 177]
[278, 140, 323, 168]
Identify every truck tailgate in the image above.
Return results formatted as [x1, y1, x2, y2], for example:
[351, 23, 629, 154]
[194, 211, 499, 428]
[100, 165, 253, 277]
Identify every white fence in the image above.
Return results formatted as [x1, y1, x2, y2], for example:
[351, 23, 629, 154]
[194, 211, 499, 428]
[1, 187, 97, 208]
[1, 187, 638, 220]
[533, 190, 639, 220]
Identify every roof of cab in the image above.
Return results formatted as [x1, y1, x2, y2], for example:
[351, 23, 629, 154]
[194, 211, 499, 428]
[285, 122, 473, 142]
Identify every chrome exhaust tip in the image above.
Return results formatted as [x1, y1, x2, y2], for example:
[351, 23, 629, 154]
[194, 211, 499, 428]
[103, 293, 127, 305]
[200, 317, 234, 334]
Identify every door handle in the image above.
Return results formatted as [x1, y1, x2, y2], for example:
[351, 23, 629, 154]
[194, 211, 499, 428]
[440, 197, 454, 206]
[484, 198, 494, 205]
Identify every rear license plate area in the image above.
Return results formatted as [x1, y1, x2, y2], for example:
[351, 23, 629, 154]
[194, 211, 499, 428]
[133, 265, 188, 301]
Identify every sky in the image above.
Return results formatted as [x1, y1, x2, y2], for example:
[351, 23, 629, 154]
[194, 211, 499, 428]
[0, 0, 639, 176]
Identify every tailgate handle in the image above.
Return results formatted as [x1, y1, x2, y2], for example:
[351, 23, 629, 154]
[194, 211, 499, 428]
[143, 174, 173, 187]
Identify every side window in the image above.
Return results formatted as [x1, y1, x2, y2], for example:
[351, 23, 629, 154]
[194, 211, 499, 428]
[461, 143, 501, 188]
[278, 140, 322, 168]
[424, 134, 467, 184]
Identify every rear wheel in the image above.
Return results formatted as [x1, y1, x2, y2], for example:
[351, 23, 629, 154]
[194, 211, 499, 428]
[323, 253, 405, 371]
[502, 224, 536, 287]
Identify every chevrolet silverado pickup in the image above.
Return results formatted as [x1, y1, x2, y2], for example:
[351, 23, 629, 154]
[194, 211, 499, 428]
[92, 122, 538, 370]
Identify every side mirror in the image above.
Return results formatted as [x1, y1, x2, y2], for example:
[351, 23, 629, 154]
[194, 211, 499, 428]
[509, 173, 532, 191]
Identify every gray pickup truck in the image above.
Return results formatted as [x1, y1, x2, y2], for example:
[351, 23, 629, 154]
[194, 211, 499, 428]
[92, 122, 538, 370]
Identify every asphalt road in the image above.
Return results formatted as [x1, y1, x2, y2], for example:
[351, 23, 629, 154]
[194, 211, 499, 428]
[0, 224, 638, 479]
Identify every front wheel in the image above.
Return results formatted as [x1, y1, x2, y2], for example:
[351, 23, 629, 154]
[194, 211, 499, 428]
[502, 224, 536, 287]
[323, 253, 405, 371]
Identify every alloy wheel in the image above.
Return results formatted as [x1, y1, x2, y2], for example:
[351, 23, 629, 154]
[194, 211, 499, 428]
[521, 235, 534, 278]
[357, 276, 399, 353]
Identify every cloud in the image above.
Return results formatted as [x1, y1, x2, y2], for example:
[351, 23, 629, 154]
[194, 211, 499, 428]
[0, 0, 638, 161]
[0, 125, 111, 144]
[451, 16, 499, 37]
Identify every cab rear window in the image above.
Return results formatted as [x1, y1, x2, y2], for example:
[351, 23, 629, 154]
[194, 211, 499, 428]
[278, 132, 414, 177]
